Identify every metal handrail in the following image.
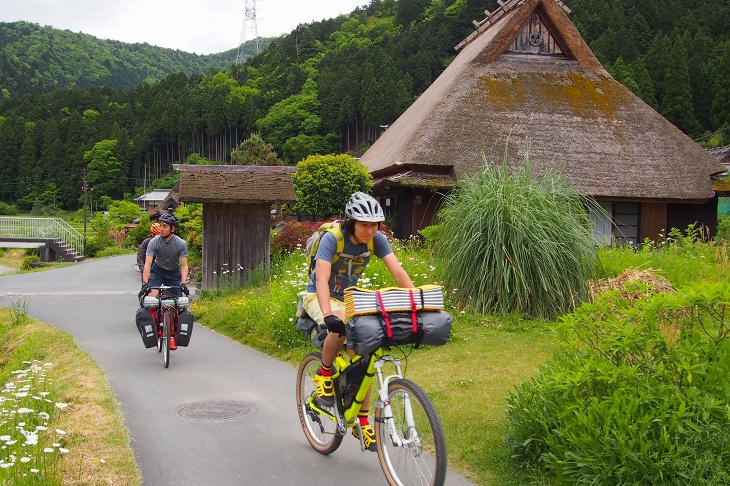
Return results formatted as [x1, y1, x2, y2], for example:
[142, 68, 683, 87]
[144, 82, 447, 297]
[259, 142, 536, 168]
[0, 217, 85, 256]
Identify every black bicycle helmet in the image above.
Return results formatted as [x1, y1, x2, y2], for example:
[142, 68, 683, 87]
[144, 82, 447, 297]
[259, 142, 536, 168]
[345, 192, 385, 222]
[158, 208, 179, 229]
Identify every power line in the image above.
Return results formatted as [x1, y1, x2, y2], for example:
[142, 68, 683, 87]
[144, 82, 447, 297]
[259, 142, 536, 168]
[236, 0, 260, 65]
[695, 125, 730, 142]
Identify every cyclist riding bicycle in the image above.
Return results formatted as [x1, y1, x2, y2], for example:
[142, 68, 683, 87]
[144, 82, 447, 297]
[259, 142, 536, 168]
[141, 208, 189, 301]
[302, 191, 414, 451]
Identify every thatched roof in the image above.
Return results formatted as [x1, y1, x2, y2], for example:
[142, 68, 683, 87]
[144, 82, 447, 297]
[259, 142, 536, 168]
[360, 0, 723, 202]
[175, 165, 296, 204]
[709, 145, 730, 165]
[371, 165, 456, 190]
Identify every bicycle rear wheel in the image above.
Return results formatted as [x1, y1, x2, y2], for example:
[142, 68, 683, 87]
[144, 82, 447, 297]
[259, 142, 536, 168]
[296, 352, 343, 454]
[162, 309, 172, 368]
[375, 378, 447, 486]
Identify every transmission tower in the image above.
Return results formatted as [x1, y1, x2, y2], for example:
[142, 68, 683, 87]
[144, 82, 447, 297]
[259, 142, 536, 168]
[236, 0, 260, 65]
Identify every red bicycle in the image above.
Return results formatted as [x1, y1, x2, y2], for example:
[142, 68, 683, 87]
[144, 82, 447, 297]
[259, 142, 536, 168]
[141, 285, 191, 368]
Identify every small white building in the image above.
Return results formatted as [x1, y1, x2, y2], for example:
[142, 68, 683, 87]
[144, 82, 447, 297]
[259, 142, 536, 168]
[134, 189, 172, 213]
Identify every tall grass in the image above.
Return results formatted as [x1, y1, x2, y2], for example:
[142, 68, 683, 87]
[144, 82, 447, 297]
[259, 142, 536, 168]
[435, 150, 603, 319]
[598, 226, 730, 287]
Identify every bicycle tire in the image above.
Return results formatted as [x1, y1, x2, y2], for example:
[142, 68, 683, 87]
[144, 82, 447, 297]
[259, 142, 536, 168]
[296, 352, 343, 454]
[375, 378, 447, 486]
[162, 308, 172, 368]
[156, 311, 163, 353]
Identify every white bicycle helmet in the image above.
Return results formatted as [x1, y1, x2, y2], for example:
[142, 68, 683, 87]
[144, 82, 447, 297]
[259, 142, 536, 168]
[345, 192, 385, 222]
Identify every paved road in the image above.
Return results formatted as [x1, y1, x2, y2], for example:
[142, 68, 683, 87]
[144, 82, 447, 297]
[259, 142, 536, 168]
[0, 255, 475, 485]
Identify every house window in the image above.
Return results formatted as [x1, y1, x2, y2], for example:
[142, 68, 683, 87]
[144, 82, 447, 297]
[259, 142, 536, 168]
[506, 13, 565, 56]
[613, 202, 639, 245]
[377, 196, 397, 220]
[590, 201, 639, 246]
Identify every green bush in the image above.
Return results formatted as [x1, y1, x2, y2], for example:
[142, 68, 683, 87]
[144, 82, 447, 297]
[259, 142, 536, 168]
[20, 255, 40, 269]
[84, 237, 108, 258]
[506, 282, 730, 484]
[291, 154, 372, 218]
[435, 151, 603, 319]
[0, 201, 18, 215]
[96, 245, 128, 258]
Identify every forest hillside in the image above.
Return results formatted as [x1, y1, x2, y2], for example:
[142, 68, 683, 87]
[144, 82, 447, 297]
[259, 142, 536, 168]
[0, 0, 728, 212]
[0, 21, 271, 97]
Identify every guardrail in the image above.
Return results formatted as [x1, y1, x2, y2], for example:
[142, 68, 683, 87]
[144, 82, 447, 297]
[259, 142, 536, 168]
[0, 217, 85, 257]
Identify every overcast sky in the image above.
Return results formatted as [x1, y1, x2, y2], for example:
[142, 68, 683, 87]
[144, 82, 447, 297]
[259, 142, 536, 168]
[0, 0, 367, 55]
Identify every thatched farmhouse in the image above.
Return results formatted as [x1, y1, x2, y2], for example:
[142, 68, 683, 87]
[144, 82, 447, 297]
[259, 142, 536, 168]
[359, 0, 724, 244]
[175, 165, 296, 289]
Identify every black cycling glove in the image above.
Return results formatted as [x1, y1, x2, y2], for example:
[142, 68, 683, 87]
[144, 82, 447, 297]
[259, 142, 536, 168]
[180, 283, 189, 296]
[138, 283, 150, 306]
[324, 315, 346, 337]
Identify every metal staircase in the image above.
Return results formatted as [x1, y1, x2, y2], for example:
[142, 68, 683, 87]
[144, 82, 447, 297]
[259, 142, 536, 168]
[0, 217, 85, 262]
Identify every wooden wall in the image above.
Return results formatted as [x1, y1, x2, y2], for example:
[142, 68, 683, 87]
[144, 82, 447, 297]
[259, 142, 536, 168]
[639, 202, 667, 242]
[202, 202, 271, 289]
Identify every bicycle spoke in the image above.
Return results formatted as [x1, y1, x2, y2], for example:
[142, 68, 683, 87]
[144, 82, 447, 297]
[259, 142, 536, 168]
[376, 379, 446, 486]
[296, 352, 343, 454]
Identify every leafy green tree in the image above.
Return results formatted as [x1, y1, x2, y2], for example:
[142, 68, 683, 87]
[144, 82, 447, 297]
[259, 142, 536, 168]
[395, 0, 431, 26]
[84, 139, 126, 201]
[282, 133, 339, 165]
[661, 40, 701, 135]
[711, 42, 730, 130]
[630, 59, 658, 108]
[40, 183, 60, 211]
[230, 133, 282, 165]
[106, 200, 142, 226]
[642, 32, 672, 105]
[16, 121, 40, 208]
[291, 154, 372, 217]
[185, 153, 216, 165]
[256, 77, 323, 160]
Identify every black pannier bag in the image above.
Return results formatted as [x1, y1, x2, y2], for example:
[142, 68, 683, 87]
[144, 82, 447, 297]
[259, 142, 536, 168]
[294, 297, 328, 350]
[176, 311, 194, 347]
[135, 308, 157, 348]
[347, 310, 452, 357]
[295, 315, 327, 350]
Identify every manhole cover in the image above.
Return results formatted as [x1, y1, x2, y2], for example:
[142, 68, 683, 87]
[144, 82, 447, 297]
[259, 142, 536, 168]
[178, 400, 256, 421]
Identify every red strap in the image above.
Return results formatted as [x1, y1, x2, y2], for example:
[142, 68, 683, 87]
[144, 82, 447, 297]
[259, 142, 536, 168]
[408, 290, 418, 332]
[376, 290, 392, 338]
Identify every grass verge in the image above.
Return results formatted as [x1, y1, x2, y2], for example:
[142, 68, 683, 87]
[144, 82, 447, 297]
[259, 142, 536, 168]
[0, 307, 140, 485]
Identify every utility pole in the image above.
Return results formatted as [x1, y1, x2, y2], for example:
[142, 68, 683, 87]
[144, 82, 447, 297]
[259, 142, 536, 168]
[82, 168, 92, 257]
[236, 0, 260, 65]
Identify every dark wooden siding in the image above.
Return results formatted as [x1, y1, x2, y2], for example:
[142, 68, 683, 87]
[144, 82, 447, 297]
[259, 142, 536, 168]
[639, 202, 667, 242]
[668, 197, 718, 240]
[202, 202, 270, 289]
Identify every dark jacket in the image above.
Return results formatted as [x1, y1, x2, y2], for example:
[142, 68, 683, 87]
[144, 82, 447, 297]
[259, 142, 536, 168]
[137, 236, 155, 269]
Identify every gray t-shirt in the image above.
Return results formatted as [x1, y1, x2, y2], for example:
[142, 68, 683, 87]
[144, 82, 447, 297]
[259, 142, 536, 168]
[306, 229, 393, 300]
[146, 234, 188, 271]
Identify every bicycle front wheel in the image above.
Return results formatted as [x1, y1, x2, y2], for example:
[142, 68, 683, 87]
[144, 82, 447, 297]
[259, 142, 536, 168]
[296, 352, 343, 454]
[375, 378, 447, 486]
[156, 311, 163, 353]
[162, 309, 172, 368]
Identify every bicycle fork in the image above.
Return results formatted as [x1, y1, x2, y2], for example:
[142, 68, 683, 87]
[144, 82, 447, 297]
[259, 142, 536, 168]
[373, 357, 419, 449]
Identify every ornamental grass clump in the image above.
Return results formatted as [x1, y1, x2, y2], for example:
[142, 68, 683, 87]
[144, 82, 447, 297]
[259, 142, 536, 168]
[0, 360, 69, 485]
[435, 150, 602, 319]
